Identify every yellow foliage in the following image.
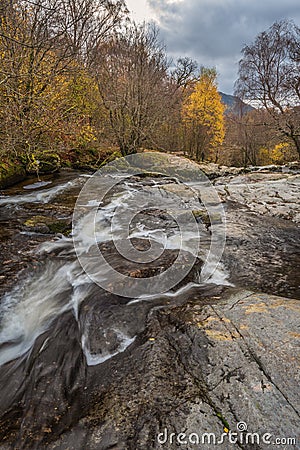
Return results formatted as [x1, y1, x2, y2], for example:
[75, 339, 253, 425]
[182, 68, 225, 160]
[77, 124, 97, 146]
[259, 142, 291, 165]
[270, 142, 290, 164]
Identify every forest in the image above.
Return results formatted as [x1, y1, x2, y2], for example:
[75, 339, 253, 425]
[0, 0, 299, 184]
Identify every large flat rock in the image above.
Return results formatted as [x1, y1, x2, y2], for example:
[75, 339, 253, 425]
[216, 173, 300, 223]
[4, 288, 295, 450]
[44, 289, 300, 450]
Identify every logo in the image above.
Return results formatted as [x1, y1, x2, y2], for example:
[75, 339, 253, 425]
[73, 152, 226, 298]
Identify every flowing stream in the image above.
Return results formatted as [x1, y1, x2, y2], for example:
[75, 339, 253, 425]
[0, 160, 299, 449]
[0, 165, 299, 369]
[0, 168, 231, 367]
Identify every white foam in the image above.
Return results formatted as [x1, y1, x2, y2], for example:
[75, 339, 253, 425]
[0, 179, 80, 206]
[82, 330, 136, 366]
[127, 281, 202, 305]
[0, 262, 75, 365]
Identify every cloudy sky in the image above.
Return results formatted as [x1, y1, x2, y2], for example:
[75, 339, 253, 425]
[125, 0, 300, 93]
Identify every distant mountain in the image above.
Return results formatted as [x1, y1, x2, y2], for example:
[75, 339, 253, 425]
[219, 92, 255, 116]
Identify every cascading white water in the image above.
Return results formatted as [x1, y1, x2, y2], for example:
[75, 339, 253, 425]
[0, 167, 231, 367]
[0, 261, 75, 365]
[0, 178, 83, 206]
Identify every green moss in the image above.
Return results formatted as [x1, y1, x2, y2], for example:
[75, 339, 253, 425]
[99, 151, 122, 168]
[216, 411, 230, 430]
[23, 215, 71, 235]
[63, 160, 72, 168]
[0, 160, 26, 189]
[192, 210, 222, 226]
[26, 152, 61, 174]
[48, 221, 71, 235]
[192, 210, 210, 226]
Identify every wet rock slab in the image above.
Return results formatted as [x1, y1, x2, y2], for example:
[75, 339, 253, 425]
[195, 290, 300, 448]
[69, 289, 300, 450]
[223, 202, 300, 299]
[216, 172, 300, 223]
[0, 288, 299, 449]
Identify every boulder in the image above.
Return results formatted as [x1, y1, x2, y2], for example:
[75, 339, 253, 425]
[0, 161, 26, 189]
[26, 152, 61, 175]
[22, 215, 71, 235]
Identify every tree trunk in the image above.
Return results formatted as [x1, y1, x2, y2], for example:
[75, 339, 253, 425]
[292, 135, 300, 159]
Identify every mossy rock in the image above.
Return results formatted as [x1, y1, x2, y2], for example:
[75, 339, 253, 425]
[65, 147, 122, 171]
[26, 152, 61, 175]
[192, 210, 210, 226]
[0, 161, 26, 189]
[192, 210, 222, 227]
[124, 152, 205, 182]
[99, 151, 122, 168]
[23, 215, 71, 235]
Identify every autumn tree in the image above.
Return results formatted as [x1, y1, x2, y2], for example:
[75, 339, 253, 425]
[57, 0, 127, 66]
[153, 57, 199, 153]
[182, 67, 225, 162]
[235, 20, 300, 158]
[0, 0, 126, 157]
[171, 57, 198, 90]
[223, 109, 275, 166]
[93, 23, 170, 156]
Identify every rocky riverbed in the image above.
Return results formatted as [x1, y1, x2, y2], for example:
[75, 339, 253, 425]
[0, 155, 299, 449]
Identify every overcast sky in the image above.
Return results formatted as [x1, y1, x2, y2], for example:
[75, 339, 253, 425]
[125, 0, 300, 93]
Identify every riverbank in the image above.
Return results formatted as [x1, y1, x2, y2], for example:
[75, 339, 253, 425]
[1, 147, 299, 191]
[0, 147, 121, 190]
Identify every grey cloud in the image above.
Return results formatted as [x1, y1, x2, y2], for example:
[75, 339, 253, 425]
[148, 0, 300, 92]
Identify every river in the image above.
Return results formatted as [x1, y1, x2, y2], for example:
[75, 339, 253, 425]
[0, 154, 299, 449]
